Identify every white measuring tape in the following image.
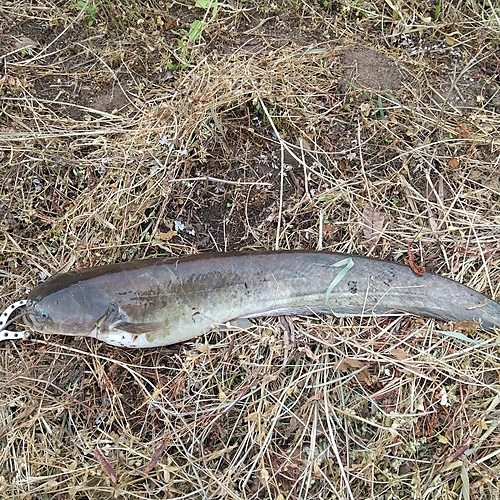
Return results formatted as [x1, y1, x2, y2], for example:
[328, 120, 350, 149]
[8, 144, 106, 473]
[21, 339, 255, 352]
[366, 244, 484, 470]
[0, 300, 27, 340]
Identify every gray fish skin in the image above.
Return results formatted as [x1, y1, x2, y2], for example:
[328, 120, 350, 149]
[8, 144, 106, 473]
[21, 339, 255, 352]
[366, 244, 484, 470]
[22, 251, 500, 348]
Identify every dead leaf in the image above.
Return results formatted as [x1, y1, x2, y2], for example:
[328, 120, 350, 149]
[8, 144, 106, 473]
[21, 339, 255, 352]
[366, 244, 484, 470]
[156, 229, 177, 242]
[334, 357, 364, 372]
[448, 157, 459, 169]
[94, 446, 118, 486]
[13, 36, 39, 51]
[362, 205, 384, 246]
[407, 243, 426, 276]
[390, 348, 407, 360]
[355, 370, 373, 385]
[476, 420, 488, 431]
[387, 112, 398, 124]
[445, 31, 461, 46]
[448, 320, 479, 335]
[445, 34, 455, 46]
[437, 434, 451, 445]
[322, 223, 336, 240]
[458, 124, 472, 138]
[144, 440, 168, 474]
[335, 358, 373, 384]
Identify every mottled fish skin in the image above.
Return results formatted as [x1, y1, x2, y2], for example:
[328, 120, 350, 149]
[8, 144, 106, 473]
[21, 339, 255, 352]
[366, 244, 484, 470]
[22, 251, 500, 348]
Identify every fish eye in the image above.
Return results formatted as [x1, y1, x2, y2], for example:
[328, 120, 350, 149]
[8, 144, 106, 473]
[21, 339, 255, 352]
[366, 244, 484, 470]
[40, 310, 49, 319]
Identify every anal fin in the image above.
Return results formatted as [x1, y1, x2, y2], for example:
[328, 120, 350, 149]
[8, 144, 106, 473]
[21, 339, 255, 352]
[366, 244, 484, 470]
[218, 318, 253, 330]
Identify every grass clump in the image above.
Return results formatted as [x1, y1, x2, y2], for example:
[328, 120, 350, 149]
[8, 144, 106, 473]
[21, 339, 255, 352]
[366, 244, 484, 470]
[0, 0, 499, 498]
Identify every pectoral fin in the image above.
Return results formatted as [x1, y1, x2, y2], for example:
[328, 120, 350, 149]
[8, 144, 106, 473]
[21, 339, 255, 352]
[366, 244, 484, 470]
[96, 302, 163, 336]
[111, 321, 164, 334]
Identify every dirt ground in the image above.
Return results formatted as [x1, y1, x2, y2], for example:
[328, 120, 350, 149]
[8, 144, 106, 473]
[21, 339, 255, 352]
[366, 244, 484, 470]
[1, 0, 500, 499]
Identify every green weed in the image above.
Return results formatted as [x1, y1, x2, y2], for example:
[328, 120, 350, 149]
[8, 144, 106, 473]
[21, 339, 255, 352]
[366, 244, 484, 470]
[76, 0, 98, 26]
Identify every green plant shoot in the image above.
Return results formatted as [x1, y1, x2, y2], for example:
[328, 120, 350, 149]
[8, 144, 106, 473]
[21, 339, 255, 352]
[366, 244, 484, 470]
[195, 0, 219, 17]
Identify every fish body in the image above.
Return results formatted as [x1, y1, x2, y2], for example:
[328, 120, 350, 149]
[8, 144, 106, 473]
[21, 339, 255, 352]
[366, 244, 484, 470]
[22, 251, 500, 348]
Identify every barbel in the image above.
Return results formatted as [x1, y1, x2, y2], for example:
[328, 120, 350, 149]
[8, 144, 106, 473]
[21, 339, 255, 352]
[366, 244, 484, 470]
[1, 251, 498, 348]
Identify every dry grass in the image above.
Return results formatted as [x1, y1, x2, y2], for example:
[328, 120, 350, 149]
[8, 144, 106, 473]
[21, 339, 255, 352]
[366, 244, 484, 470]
[1, 0, 500, 498]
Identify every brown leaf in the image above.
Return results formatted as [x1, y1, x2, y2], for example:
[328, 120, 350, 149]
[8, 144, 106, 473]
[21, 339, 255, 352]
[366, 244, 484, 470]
[145, 438, 169, 473]
[335, 357, 364, 372]
[362, 205, 384, 246]
[322, 223, 336, 240]
[448, 320, 479, 335]
[334, 358, 373, 384]
[94, 446, 118, 486]
[355, 370, 373, 385]
[156, 229, 177, 242]
[390, 348, 407, 360]
[448, 157, 459, 169]
[407, 243, 426, 276]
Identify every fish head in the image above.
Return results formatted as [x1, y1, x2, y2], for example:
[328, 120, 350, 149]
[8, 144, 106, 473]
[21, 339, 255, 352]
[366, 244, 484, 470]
[22, 274, 110, 337]
[23, 291, 98, 336]
[20, 262, 175, 346]
[23, 290, 168, 346]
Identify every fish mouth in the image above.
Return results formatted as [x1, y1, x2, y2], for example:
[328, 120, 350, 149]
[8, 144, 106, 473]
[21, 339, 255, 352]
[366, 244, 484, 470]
[23, 312, 46, 332]
[22, 305, 50, 332]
